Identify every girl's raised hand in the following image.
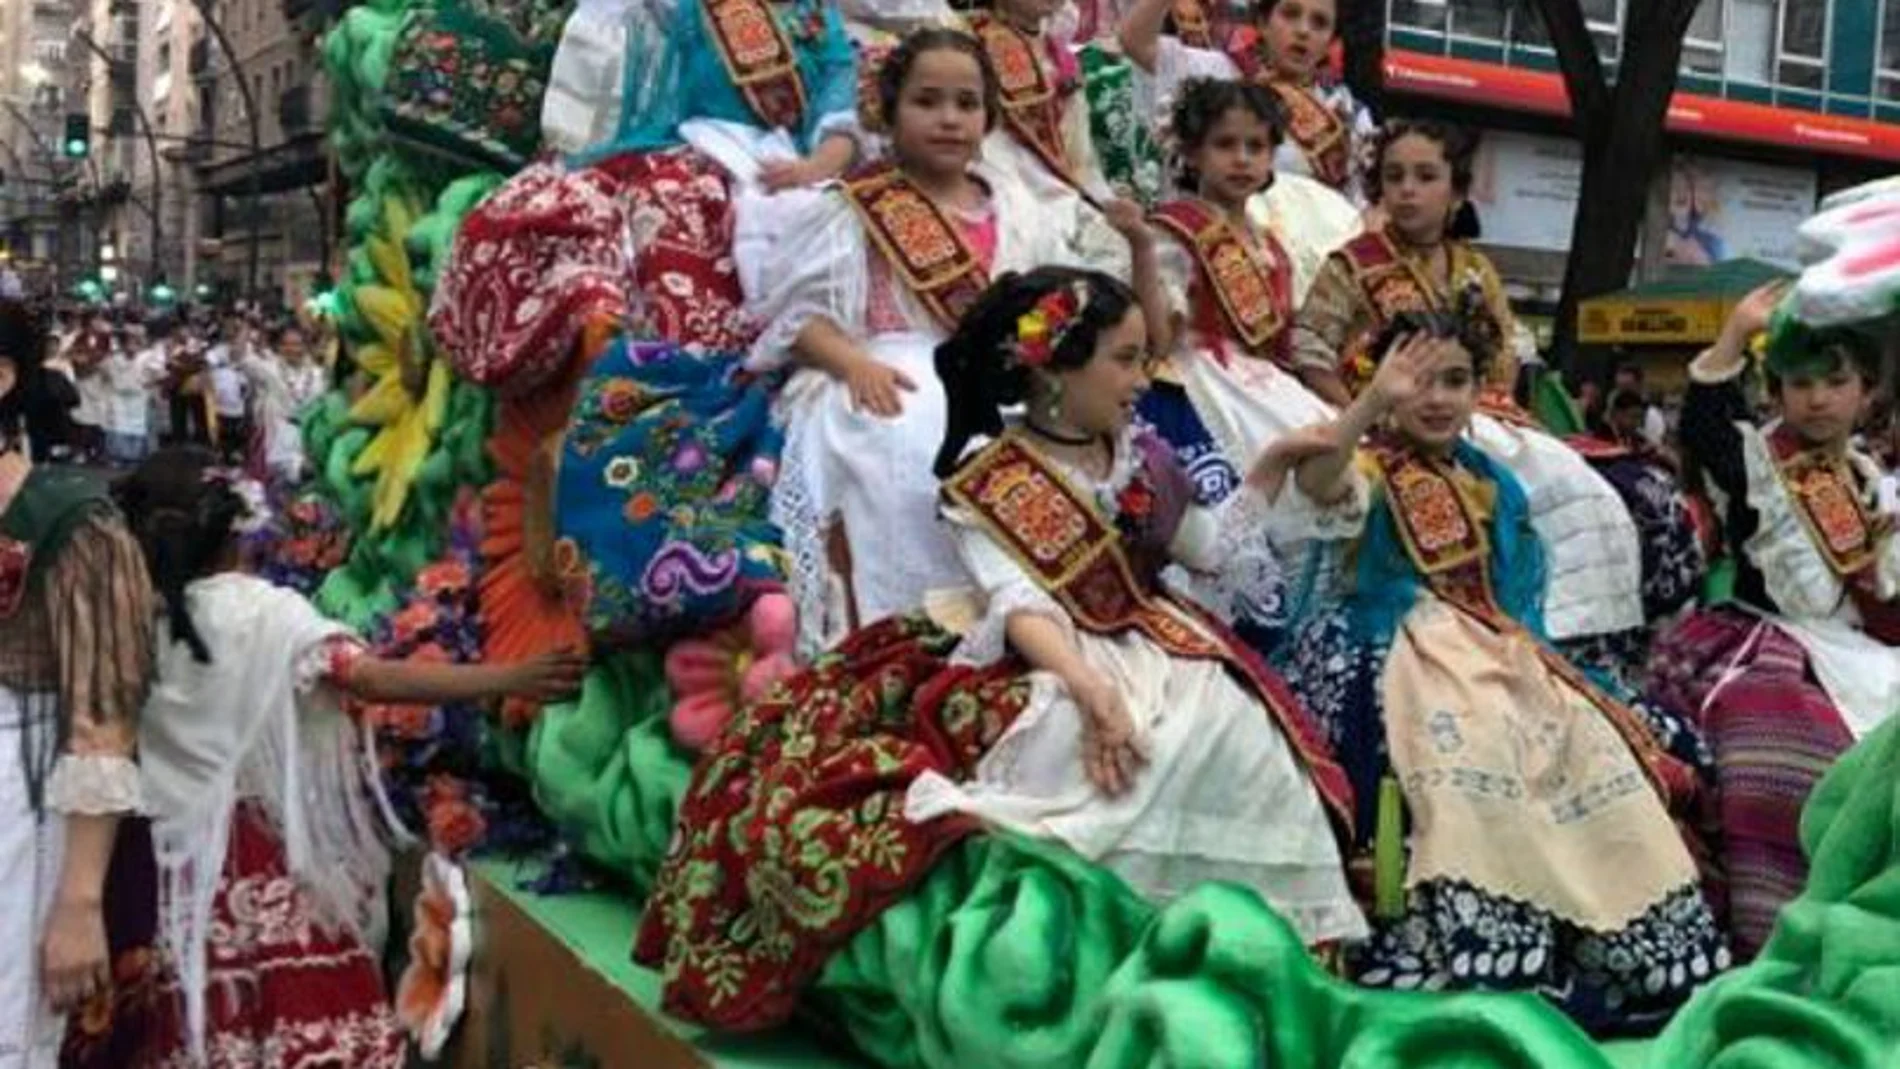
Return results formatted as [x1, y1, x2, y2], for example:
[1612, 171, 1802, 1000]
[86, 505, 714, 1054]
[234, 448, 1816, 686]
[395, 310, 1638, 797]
[1722, 280, 1789, 348]
[1365, 332, 1445, 411]
[1102, 198, 1154, 250]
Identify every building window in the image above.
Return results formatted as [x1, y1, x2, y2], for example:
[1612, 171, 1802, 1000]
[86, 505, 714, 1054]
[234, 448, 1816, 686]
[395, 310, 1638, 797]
[1683, 0, 1724, 76]
[1880, 0, 1900, 98]
[1778, 0, 1827, 89]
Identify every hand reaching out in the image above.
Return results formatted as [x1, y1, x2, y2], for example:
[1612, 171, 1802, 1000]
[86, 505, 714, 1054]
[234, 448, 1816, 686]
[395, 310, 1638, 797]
[501, 648, 588, 701]
[1246, 423, 1339, 501]
[759, 157, 826, 193]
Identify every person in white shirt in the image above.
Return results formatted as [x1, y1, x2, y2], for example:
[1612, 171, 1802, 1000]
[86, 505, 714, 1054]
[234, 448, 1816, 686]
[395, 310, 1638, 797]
[1614, 362, 1670, 448]
[206, 316, 252, 465]
[240, 323, 326, 481]
[100, 324, 164, 465]
[67, 316, 112, 463]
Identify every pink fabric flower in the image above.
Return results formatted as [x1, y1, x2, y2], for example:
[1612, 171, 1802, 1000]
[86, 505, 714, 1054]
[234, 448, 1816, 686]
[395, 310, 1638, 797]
[664, 593, 797, 751]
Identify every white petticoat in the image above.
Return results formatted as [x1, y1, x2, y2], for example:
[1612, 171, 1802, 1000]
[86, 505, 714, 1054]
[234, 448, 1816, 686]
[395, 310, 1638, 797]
[0, 688, 64, 1069]
[771, 332, 967, 654]
[905, 613, 1368, 945]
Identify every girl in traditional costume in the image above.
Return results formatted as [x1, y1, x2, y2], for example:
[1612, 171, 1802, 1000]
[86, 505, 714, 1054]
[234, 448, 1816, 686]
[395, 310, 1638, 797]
[1118, 0, 1375, 205]
[113, 447, 584, 1067]
[1292, 120, 1648, 666]
[1647, 283, 1900, 959]
[961, 0, 1115, 204]
[1138, 77, 1334, 513]
[1274, 309, 1729, 1034]
[0, 301, 153, 1069]
[752, 29, 1155, 653]
[636, 266, 1364, 1030]
[437, 0, 864, 383]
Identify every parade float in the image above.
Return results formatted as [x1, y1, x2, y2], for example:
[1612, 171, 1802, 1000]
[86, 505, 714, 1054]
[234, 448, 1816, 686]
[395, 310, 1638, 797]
[297, 2, 1900, 1065]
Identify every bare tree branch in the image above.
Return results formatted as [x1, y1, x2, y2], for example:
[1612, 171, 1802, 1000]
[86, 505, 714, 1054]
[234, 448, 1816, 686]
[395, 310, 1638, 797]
[1527, 0, 1610, 124]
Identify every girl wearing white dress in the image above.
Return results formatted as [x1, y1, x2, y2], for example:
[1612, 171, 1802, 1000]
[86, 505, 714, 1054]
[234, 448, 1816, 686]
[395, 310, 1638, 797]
[634, 266, 1363, 1030]
[752, 28, 1154, 654]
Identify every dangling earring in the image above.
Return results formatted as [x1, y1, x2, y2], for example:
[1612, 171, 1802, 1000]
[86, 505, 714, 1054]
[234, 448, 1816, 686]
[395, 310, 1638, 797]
[1045, 379, 1064, 423]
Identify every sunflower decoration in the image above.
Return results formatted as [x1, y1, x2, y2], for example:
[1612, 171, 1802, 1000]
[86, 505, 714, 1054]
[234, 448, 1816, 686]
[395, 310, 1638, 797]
[477, 316, 610, 727]
[348, 192, 453, 530]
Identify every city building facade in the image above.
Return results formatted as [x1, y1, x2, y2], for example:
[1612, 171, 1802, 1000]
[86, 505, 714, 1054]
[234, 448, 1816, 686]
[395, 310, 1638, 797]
[1382, 0, 1900, 317]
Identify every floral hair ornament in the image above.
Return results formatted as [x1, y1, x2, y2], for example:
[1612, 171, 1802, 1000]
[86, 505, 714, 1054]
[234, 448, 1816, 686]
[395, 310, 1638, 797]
[205, 468, 272, 537]
[1012, 283, 1089, 369]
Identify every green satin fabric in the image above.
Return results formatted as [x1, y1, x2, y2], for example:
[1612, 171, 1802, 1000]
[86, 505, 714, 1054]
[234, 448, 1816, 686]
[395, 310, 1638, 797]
[524, 651, 692, 900]
[546, 651, 1900, 1069]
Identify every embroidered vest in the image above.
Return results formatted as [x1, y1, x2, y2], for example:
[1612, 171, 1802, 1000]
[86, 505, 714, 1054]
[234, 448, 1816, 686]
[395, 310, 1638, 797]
[841, 161, 992, 332]
[1367, 439, 1698, 806]
[702, 0, 809, 132]
[1151, 199, 1294, 368]
[970, 16, 1080, 192]
[1334, 233, 1534, 423]
[946, 433, 1356, 833]
[1766, 425, 1900, 644]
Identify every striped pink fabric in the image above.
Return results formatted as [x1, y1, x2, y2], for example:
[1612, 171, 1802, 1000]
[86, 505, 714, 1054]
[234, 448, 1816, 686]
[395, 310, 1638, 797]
[1647, 607, 1856, 959]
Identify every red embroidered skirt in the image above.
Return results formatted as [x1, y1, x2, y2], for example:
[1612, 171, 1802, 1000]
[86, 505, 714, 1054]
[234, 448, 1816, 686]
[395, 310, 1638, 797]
[1646, 606, 1855, 959]
[140, 802, 403, 1069]
[633, 615, 1031, 1030]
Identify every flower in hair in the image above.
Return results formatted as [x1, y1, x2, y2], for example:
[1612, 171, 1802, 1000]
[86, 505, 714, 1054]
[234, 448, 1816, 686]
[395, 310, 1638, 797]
[1013, 285, 1086, 368]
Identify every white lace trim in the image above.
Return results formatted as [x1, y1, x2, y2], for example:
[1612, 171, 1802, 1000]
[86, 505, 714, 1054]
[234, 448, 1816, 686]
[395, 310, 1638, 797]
[773, 402, 843, 661]
[46, 754, 142, 815]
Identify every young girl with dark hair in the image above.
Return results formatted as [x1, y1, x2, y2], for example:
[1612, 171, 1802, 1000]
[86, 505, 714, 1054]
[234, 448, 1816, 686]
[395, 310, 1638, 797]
[751, 28, 1154, 654]
[1138, 77, 1336, 521]
[111, 446, 583, 1066]
[1273, 311, 1729, 1032]
[1293, 119, 1653, 669]
[636, 266, 1363, 1031]
[1120, 0, 1376, 204]
[0, 299, 153, 1069]
[1647, 279, 1900, 959]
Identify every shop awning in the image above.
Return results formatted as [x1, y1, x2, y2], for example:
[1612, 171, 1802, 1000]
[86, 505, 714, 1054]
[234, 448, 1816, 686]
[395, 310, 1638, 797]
[1577, 258, 1794, 346]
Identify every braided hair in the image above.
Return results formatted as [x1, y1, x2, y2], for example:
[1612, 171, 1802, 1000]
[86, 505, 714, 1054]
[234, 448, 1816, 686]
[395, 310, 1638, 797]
[113, 446, 252, 663]
[1168, 77, 1283, 194]
[1367, 118, 1483, 241]
[933, 266, 1140, 476]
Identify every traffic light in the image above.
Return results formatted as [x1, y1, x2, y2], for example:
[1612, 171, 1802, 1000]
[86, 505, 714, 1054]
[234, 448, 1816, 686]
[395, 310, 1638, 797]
[62, 113, 89, 159]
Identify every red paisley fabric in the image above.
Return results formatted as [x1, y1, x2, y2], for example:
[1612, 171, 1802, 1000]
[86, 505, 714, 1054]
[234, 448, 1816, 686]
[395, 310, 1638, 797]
[633, 615, 1032, 1030]
[431, 148, 753, 395]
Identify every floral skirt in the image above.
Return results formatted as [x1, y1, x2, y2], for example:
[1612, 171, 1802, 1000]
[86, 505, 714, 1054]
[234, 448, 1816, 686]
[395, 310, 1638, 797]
[634, 615, 1032, 1031]
[1645, 606, 1856, 960]
[556, 340, 785, 647]
[1278, 608, 1730, 1035]
[1584, 451, 1704, 622]
[143, 803, 403, 1069]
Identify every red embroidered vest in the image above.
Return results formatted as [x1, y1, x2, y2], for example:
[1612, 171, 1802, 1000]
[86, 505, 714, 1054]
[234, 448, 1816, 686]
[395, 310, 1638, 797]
[970, 16, 1082, 193]
[1766, 425, 1900, 645]
[841, 161, 992, 332]
[1150, 199, 1294, 369]
[701, 0, 809, 131]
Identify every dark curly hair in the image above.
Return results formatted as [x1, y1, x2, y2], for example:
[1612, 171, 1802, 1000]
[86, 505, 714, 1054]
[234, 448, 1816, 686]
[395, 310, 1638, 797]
[877, 27, 1002, 135]
[1169, 77, 1284, 194]
[0, 299, 51, 441]
[1369, 288, 1503, 381]
[113, 446, 253, 663]
[934, 267, 1140, 476]
[1367, 118, 1483, 240]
